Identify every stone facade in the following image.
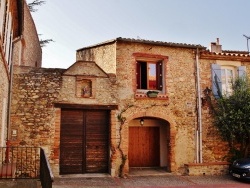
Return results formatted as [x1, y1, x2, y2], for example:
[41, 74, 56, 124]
[77, 39, 205, 175]
[9, 38, 250, 177]
[10, 61, 118, 175]
[10, 66, 64, 147]
[184, 162, 230, 176]
[76, 38, 250, 176]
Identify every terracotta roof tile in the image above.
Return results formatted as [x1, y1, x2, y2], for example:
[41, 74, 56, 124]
[201, 50, 250, 57]
[77, 37, 206, 51]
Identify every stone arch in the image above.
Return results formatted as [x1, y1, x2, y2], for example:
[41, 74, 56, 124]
[122, 110, 177, 175]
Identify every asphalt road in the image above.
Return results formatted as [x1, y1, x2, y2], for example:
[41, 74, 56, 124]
[52, 174, 250, 188]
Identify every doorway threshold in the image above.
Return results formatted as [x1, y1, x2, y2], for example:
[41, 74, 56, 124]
[58, 173, 111, 178]
[129, 167, 170, 176]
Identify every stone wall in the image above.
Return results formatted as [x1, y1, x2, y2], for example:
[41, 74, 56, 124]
[184, 162, 230, 176]
[76, 41, 206, 175]
[60, 61, 118, 105]
[11, 40, 250, 177]
[76, 42, 117, 74]
[116, 42, 199, 174]
[10, 62, 118, 176]
[199, 58, 250, 162]
[10, 66, 64, 151]
[75, 40, 250, 176]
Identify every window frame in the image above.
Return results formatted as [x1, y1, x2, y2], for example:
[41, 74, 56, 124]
[211, 63, 246, 98]
[136, 60, 163, 91]
[133, 53, 168, 94]
[221, 66, 235, 95]
[0, 0, 6, 38]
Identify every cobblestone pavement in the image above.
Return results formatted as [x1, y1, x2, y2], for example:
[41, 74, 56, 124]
[52, 174, 250, 188]
[0, 179, 40, 188]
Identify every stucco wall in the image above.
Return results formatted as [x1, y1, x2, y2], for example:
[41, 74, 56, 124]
[0, 56, 9, 147]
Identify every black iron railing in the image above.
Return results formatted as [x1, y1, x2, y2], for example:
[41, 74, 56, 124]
[0, 147, 40, 178]
[0, 147, 54, 188]
[40, 148, 54, 188]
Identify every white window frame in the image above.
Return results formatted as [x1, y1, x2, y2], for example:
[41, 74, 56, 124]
[221, 66, 236, 96]
[212, 63, 246, 98]
[0, 0, 6, 38]
[4, 12, 12, 67]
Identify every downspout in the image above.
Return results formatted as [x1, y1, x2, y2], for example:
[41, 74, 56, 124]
[195, 48, 203, 163]
[5, 44, 15, 162]
[6, 51, 14, 142]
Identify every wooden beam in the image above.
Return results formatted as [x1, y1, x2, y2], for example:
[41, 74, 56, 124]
[54, 103, 118, 110]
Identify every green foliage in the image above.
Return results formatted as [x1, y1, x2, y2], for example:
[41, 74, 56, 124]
[28, 1, 54, 48]
[39, 38, 54, 48]
[213, 76, 250, 159]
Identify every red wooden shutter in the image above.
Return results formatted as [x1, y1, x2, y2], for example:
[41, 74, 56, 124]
[136, 61, 141, 89]
[156, 61, 163, 90]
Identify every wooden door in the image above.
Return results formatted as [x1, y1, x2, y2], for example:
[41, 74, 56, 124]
[60, 110, 84, 174]
[60, 109, 109, 174]
[129, 127, 160, 167]
[85, 111, 109, 173]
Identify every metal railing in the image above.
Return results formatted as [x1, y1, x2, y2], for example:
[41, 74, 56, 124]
[0, 147, 40, 178]
[0, 147, 54, 188]
[40, 148, 54, 188]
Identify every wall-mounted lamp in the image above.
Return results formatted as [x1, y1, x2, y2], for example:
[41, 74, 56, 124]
[202, 87, 212, 106]
[140, 119, 144, 126]
[203, 87, 212, 96]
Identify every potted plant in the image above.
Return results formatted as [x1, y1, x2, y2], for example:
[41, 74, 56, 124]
[146, 90, 159, 98]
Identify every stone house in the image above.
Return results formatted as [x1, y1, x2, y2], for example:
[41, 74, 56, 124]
[0, 0, 41, 149]
[10, 37, 250, 177]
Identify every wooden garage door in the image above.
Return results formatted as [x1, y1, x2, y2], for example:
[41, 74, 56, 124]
[129, 127, 160, 167]
[60, 109, 109, 174]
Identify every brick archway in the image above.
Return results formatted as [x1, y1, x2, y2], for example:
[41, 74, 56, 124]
[122, 111, 177, 175]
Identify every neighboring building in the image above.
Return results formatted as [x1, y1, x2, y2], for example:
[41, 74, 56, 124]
[9, 37, 250, 177]
[12, 0, 42, 67]
[0, 0, 41, 148]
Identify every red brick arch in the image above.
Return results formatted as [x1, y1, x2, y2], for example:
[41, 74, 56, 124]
[122, 110, 177, 174]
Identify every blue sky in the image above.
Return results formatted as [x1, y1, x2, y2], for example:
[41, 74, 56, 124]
[27, 0, 250, 68]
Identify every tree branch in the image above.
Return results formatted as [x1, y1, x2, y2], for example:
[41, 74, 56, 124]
[28, 0, 46, 12]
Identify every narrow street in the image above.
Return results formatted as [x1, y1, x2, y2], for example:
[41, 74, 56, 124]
[52, 174, 250, 188]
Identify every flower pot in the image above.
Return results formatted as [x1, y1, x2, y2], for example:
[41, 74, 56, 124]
[146, 91, 159, 98]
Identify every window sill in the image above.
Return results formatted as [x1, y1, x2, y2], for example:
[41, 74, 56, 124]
[135, 93, 168, 100]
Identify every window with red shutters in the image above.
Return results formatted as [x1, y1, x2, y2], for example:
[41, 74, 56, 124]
[136, 61, 163, 91]
[133, 53, 167, 96]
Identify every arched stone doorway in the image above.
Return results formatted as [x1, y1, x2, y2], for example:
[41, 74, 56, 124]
[128, 117, 171, 172]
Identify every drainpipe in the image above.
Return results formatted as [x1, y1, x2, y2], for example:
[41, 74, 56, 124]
[195, 48, 203, 163]
[6, 54, 13, 142]
[5, 46, 14, 162]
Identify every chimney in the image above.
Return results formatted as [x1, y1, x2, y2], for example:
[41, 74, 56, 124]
[210, 38, 222, 53]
